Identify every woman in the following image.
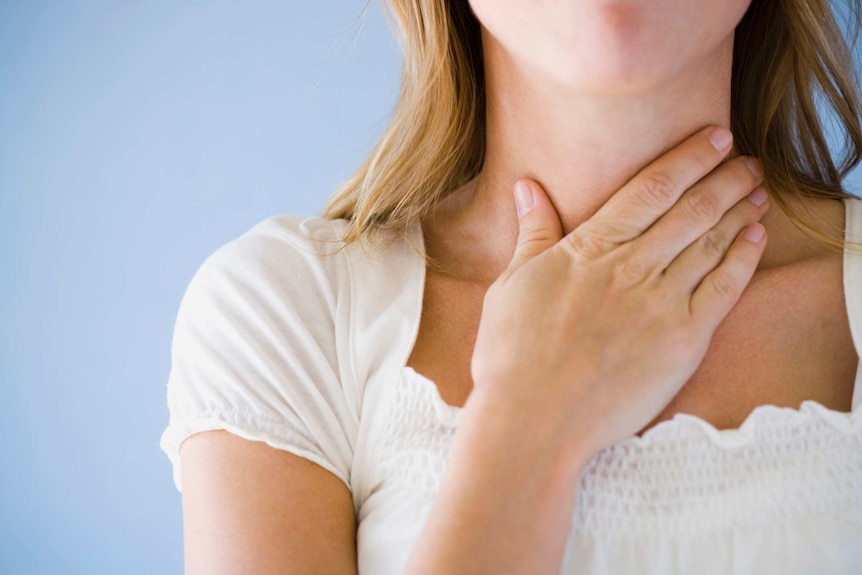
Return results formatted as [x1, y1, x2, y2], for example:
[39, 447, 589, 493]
[161, 0, 862, 573]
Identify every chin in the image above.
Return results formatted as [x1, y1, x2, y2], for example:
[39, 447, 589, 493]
[472, 0, 751, 96]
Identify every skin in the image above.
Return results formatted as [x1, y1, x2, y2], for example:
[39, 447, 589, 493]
[402, 4, 858, 572]
[410, 0, 857, 434]
[426, 0, 825, 277]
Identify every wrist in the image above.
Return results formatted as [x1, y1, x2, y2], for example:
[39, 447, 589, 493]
[464, 385, 598, 484]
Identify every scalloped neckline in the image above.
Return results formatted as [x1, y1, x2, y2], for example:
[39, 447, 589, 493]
[400, 364, 862, 450]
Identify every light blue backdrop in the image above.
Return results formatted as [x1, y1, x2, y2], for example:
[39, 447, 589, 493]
[1, 2, 859, 574]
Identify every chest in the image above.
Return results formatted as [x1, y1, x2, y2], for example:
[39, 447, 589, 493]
[404, 254, 859, 436]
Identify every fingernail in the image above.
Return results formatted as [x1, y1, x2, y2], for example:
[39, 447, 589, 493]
[747, 186, 768, 207]
[515, 181, 535, 218]
[709, 127, 732, 151]
[743, 223, 765, 243]
[745, 157, 763, 179]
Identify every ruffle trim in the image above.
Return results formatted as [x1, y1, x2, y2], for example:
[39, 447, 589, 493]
[615, 399, 862, 450]
[401, 366, 465, 428]
[401, 366, 862, 450]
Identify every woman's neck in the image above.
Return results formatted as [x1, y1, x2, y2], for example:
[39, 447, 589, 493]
[427, 27, 841, 281]
[470, 29, 741, 239]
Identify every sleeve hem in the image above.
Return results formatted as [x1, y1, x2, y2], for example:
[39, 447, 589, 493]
[159, 411, 351, 494]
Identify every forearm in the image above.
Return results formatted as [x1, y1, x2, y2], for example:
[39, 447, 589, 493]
[403, 388, 592, 575]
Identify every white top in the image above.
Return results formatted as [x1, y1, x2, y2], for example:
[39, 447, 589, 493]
[161, 197, 862, 574]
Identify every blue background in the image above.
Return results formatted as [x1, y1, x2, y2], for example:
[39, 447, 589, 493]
[0, 1, 859, 574]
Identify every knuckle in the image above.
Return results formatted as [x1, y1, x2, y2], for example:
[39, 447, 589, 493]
[612, 254, 649, 287]
[638, 171, 678, 208]
[709, 272, 738, 302]
[724, 246, 750, 269]
[729, 159, 753, 188]
[700, 228, 727, 258]
[693, 148, 717, 174]
[682, 190, 718, 221]
[517, 228, 556, 251]
[565, 231, 611, 261]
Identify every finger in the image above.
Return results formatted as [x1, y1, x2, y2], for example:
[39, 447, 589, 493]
[689, 222, 767, 332]
[506, 179, 564, 274]
[631, 155, 764, 271]
[573, 125, 733, 244]
[664, 185, 769, 291]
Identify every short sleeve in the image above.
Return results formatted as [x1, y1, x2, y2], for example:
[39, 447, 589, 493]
[159, 215, 358, 493]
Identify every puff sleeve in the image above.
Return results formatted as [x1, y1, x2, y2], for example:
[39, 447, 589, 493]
[159, 216, 358, 493]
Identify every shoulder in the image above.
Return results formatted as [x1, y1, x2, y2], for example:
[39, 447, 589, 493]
[162, 215, 367, 493]
[171, 211, 425, 392]
[181, 215, 354, 314]
[170, 215, 360, 383]
[199, 214, 352, 277]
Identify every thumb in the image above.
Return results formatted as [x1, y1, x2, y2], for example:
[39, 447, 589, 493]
[508, 179, 564, 272]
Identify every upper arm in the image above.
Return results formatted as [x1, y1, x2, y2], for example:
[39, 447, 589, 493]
[180, 430, 358, 575]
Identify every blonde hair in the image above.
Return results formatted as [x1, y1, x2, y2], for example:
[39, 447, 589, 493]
[321, 0, 862, 268]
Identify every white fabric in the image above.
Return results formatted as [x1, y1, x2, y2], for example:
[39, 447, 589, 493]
[161, 197, 862, 574]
